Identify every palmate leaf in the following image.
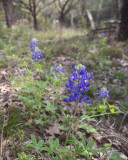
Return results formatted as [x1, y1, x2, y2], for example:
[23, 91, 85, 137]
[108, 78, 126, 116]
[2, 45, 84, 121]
[57, 148, 71, 153]
[86, 141, 95, 149]
[110, 152, 125, 160]
[25, 143, 35, 150]
[55, 139, 59, 148]
[44, 103, 56, 113]
[20, 61, 28, 67]
[81, 113, 96, 122]
[31, 134, 37, 146]
[110, 152, 121, 157]
[25, 135, 44, 152]
[35, 119, 44, 125]
[38, 140, 44, 147]
[79, 123, 98, 134]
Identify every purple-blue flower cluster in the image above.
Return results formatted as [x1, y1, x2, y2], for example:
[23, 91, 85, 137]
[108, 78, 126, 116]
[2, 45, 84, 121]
[100, 33, 106, 38]
[65, 64, 92, 104]
[30, 38, 44, 62]
[97, 88, 110, 98]
[55, 64, 64, 73]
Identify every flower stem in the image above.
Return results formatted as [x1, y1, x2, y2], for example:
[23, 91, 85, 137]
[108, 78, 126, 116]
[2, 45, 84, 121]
[37, 95, 41, 119]
[56, 86, 60, 106]
[65, 101, 79, 146]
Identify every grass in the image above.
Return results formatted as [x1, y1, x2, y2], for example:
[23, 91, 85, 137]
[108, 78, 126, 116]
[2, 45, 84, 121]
[0, 23, 128, 159]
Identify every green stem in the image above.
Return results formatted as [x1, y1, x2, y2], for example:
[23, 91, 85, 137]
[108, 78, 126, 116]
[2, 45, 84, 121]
[118, 111, 128, 132]
[36, 152, 38, 160]
[90, 112, 114, 118]
[37, 95, 41, 119]
[56, 86, 60, 106]
[72, 117, 80, 139]
[90, 111, 123, 118]
[65, 101, 79, 146]
[103, 98, 106, 105]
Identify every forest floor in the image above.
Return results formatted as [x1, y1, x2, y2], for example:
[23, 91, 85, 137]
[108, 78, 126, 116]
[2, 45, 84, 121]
[0, 25, 128, 159]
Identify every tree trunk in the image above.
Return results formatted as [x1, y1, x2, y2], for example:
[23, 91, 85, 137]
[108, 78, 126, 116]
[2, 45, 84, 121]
[32, 0, 38, 30]
[115, 0, 119, 18]
[59, 13, 65, 25]
[33, 14, 38, 30]
[118, 0, 128, 41]
[2, 0, 12, 28]
[96, 0, 103, 27]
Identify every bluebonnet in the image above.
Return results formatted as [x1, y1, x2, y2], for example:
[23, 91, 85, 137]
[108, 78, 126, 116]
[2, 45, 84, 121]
[65, 64, 92, 104]
[0, 41, 2, 45]
[100, 33, 106, 38]
[30, 38, 38, 52]
[30, 38, 44, 62]
[97, 88, 110, 98]
[55, 64, 64, 73]
[32, 47, 43, 62]
[18, 45, 21, 48]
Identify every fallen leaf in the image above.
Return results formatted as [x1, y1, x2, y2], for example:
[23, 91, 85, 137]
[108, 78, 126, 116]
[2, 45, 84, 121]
[28, 118, 33, 123]
[2, 139, 11, 150]
[46, 121, 60, 137]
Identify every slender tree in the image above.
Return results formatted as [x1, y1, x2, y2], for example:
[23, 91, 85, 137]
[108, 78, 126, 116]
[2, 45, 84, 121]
[17, 0, 55, 30]
[1, 0, 13, 28]
[118, 0, 128, 41]
[55, 0, 78, 25]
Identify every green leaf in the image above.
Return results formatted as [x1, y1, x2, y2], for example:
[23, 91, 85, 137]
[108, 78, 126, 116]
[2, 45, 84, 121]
[79, 124, 98, 134]
[36, 68, 43, 72]
[38, 140, 44, 147]
[49, 137, 54, 144]
[20, 61, 28, 67]
[31, 134, 37, 145]
[44, 103, 56, 113]
[110, 152, 121, 158]
[82, 137, 86, 149]
[17, 153, 22, 160]
[80, 152, 90, 159]
[55, 154, 62, 160]
[86, 141, 95, 149]
[35, 119, 44, 125]
[62, 77, 68, 81]
[108, 104, 114, 109]
[25, 143, 35, 149]
[98, 104, 107, 113]
[110, 108, 120, 114]
[55, 80, 62, 85]
[55, 139, 59, 148]
[57, 148, 71, 153]
[104, 143, 112, 149]
[111, 158, 125, 160]
[81, 113, 96, 122]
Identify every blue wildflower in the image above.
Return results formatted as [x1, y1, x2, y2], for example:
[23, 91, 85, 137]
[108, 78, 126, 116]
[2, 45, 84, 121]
[65, 64, 92, 104]
[101, 33, 106, 38]
[30, 39, 44, 62]
[97, 88, 110, 98]
[32, 47, 44, 62]
[30, 38, 38, 52]
[55, 64, 64, 73]
[74, 92, 79, 102]
[0, 41, 2, 45]
[18, 45, 21, 48]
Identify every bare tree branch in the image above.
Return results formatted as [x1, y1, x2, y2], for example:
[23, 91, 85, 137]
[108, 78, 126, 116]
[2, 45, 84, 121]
[36, 0, 56, 15]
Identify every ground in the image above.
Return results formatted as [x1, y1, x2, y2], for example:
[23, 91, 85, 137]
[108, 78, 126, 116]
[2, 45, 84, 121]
[0, 25, 128, 159]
